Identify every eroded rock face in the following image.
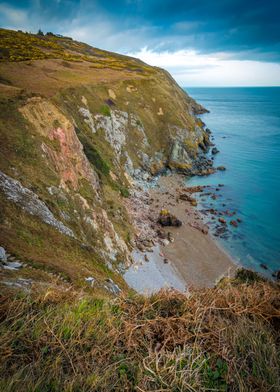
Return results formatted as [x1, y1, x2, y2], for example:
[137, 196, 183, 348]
[0, 171, 75, 238]
[167, 124, 211, 175]
[19, 97, 99, 191]
[98, 209, 130, 265]
[79, 107, 96, 133]
[168, 140, 193, 171]
[79, 108, 148, 161]
[94, 110, 127, 158]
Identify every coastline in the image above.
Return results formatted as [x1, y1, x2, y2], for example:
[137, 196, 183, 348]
[124, 173, 237, 293]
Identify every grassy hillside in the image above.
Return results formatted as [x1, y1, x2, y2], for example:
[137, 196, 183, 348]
[0, 271, 279, 391]
[0, 29, 279, 392]
[0, 28, 209, 293]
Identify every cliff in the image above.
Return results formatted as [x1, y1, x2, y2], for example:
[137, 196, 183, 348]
[0, 28, 212, 292]
[0, 29, 279, 392]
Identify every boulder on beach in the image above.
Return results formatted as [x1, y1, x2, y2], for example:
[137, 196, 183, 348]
[179, 193, 197, 206]
[182, 186, 204, 194]
[157, 229, 168, 239]
[158, 209, 182, 227]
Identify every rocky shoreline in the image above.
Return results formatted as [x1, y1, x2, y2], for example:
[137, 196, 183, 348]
[124, 159, 280, 290]
[123, 106, 279, 288]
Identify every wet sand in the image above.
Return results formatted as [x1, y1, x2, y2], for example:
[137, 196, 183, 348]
[124, 245, 187, 294]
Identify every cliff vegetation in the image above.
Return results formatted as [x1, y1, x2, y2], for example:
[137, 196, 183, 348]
[0, 29, 279, 392]
[0, 271, 279, 391]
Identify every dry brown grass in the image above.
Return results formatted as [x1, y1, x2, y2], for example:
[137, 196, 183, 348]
[0, 276, 279, 391]
[0, 59, 145, 97]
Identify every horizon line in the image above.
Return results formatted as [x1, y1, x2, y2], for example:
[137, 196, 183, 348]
[182, 85, 280, 88]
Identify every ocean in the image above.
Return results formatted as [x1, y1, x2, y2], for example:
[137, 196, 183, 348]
[184, 87, 280, 276]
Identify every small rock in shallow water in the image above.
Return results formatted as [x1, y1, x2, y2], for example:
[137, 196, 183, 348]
[260, 263, 268, 270]
[144, 255, 149, 262]
[212, 147, 219, 155]
[230, 220, 238, 227]
[217, 166, 226, 171]
[218, 218, 226, 224]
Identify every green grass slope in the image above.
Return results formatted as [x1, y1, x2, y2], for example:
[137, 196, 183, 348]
[0, 28, 207, 290]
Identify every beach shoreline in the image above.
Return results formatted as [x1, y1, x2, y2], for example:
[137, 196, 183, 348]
[124, 172, 237, 293]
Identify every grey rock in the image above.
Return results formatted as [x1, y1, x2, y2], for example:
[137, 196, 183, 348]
[3, 261, 22, 270]
[0, 247, 7, 263]
[212, 147, 219, 155]
[2, 278, 32, 291]
[169, 140, 193, 168]
[217, 166, 226, 171]
[85, 276, 95, 287]
[105, 278, 121, 295]
[0, 171, 75, 238]
[142, 239, 153, 248]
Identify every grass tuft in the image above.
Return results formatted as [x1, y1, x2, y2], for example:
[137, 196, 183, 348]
[0, 278, 279, 391]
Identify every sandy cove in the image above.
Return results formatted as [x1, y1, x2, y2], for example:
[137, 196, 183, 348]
[124, 173, 237, 293]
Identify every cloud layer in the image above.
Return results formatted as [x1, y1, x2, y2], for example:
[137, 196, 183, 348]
[128, 48, 280, 86]
[1, 0, 279, 86]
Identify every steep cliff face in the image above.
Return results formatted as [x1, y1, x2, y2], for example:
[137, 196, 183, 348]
[0, 28, 211, 293]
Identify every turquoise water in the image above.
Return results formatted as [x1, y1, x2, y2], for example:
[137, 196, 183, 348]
[184, 87, 280, 276]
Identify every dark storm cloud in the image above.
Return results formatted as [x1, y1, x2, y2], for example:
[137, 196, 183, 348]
[0, 0, 279, 61]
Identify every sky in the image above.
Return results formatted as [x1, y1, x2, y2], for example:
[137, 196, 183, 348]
[0, 0, 280, 86]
